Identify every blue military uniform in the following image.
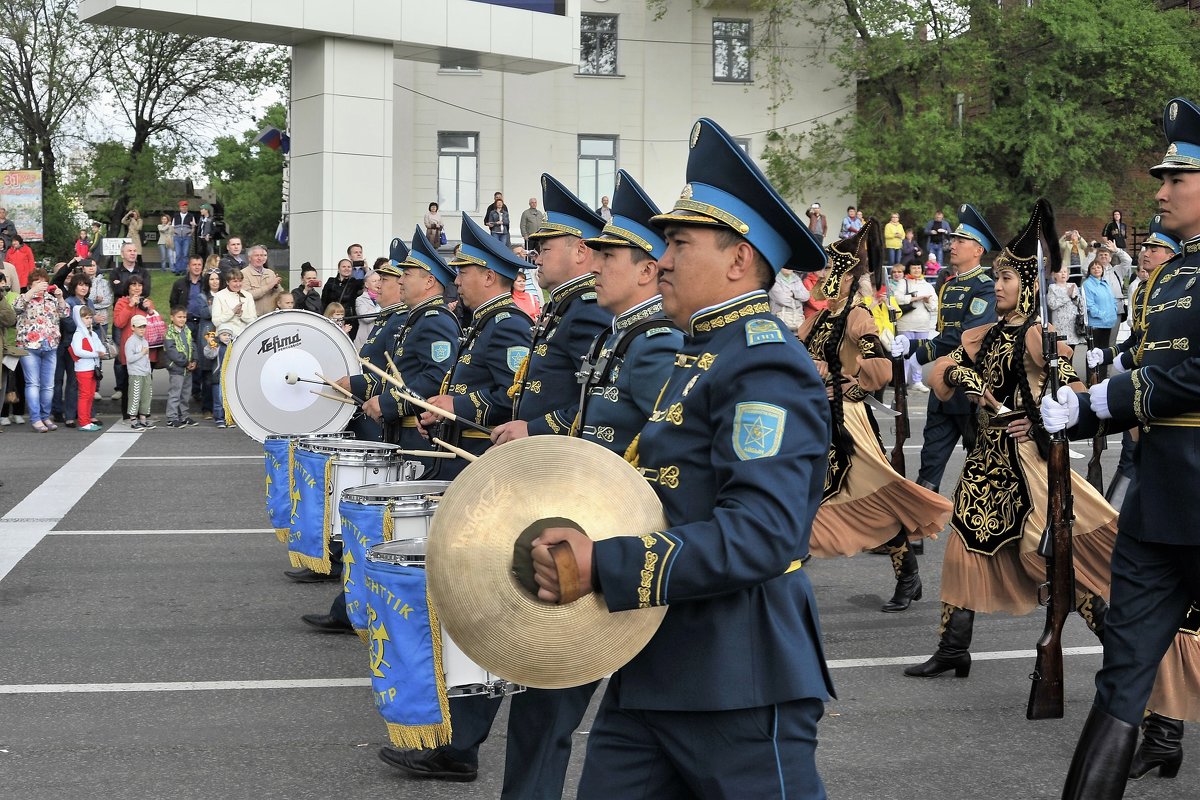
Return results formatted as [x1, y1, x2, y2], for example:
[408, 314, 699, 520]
[1102, 215, 1180, 372]
[577, 169, 682, 457]
[512, 174, 613, 434]
[1059, 97, 1200, 799]
[347, 238, 412, 442]
[378, 231, 462, 472]
[577, 118, 834, 800]
[903, 204, 999, 491]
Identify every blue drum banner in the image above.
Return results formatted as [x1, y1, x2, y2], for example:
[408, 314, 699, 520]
[339, 500, 390, 643]
[288, 448, 333, 573]
[364, 560, 450, 748]
[263, 438, 291, 543]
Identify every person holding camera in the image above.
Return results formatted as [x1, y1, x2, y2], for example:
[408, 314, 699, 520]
[291, 262, 323, 313]
[1058, 228, 1092, 281]
[13, 269, 70, 432]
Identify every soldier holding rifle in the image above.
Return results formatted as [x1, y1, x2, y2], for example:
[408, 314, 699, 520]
[1047, 97, 1200, 799]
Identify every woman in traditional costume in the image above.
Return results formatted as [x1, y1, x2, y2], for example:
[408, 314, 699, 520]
[905, 199, 1118, 678]
[800, 219, 952, 612]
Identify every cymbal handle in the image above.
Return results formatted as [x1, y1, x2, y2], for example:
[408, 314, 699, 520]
[550, 542, 584, 604]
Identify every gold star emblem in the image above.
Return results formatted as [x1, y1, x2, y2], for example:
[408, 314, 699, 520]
[743, 415, 774, 449]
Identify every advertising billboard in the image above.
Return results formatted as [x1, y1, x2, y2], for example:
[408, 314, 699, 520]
[0, 170, 44, 242]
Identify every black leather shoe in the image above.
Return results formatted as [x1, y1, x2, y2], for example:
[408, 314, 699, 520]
[285, 566, 338, 583]
[1129, 713, 1184, 780]
[300, 613, 353, 633]
[378, 747, 478, 782]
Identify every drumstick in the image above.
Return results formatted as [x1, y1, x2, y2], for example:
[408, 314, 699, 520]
[384, 353, 427, 402]
[315, 372, 357, 400]
[396, 449, 457, 459]
[309, 389, 357, 406]
[359, 358, 493, 436]
[384, 351, 402, 379]
[431, 437, 479, 463]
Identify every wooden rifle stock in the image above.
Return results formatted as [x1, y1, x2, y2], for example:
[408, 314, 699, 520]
[890, 356, 909, 475]
[1027, 321, 1076, 720]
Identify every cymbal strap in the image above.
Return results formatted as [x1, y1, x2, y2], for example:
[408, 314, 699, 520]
[550, 542, 584, 604]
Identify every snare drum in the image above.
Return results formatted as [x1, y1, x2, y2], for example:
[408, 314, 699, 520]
[339, 481, 449, 640]
[366, 539, 525, 698]
[264, 432, 354, 543]
[288, 439, 405, 573]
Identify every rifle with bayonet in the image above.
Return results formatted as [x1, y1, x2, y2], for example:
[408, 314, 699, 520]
[1077, 280, 1106, 492]
[1027, 239, 1077, 721]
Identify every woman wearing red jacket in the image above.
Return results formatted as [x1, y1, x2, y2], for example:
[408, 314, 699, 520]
[7, 234, 36, 289]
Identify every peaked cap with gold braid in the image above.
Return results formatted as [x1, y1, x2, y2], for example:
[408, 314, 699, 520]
[819, 217, 878, 300]
[993, 197, 1059, 318]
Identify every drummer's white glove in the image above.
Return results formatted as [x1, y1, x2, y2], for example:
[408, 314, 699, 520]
[1040, 386, 1079, 433]
[1085, 347, 1105, 369]
[891, 334, 910, 358]
[1112, 352, 1129, 375]
[1089, 379, 1112, 419]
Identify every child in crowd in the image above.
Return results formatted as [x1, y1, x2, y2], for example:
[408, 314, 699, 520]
[164, 306, 198, 428]
[274, 292, 295, 310]
[204, 323, 236, 429]
[69, 306, 110, 431]
[125, 314, 154, 430]
[323, 302, 352, 337]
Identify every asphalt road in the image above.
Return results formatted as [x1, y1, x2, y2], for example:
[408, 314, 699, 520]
[0, 386, 1189, 800]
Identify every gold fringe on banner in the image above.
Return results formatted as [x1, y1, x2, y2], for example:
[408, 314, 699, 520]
[383, 506, 395, 543]
[383, 585, 452, 749]
[274, 527, 289, 544]
[356, 628, 369, 645]
[220, 350, 235, 428]
[283, 442, 297, 545]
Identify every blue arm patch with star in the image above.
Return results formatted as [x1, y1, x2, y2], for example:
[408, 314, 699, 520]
[733, 402, 786, 460]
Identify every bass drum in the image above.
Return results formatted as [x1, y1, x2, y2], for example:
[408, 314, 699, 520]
[223, 310, 361, 442]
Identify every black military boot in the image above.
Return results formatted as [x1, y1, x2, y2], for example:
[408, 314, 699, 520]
[881, 531, 922, 613]
[904, 603, 973, 677]
[1075, 590, 1108, 644]
[1061, 706, 1137, 799]
[1129, 712, 1184, 780]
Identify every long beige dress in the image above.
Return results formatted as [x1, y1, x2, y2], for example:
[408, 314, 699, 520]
[800, 301, 952, 558]
[931, 322, 1117, 614]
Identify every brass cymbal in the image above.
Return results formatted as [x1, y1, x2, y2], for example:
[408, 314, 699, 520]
[427, 436, 668, 689]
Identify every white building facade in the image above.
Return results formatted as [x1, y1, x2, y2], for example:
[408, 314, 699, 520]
[80, 0, 852, 274]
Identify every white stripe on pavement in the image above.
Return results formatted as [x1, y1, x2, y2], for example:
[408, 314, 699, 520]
[0, 647, 1105, 695]
[47, 528, 274, 536]
[0, 431, 140, 581]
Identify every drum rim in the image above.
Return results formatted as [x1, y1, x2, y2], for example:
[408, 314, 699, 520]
[298, 438, 402, 454]
[366, 538, 428, 563]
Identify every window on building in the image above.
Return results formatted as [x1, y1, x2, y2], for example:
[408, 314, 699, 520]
[438, 132, 478, 213]
[713, 19, 751, 83]
[578, 136, 617, 211]
[580, 14, 618, 75]
[733, 137, 752, 155]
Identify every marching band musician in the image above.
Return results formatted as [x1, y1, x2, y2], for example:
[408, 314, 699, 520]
[799, 219, 951, 613]
[297, 241, 420, 626]
[530, 118, 836, 799]
[336, 237, 411, 443]
[490, 173, 613, 446]
[285, 239, 411, 587]
[412, 175, 614, 799]
[361, 227, 462, 476]
[903, 199, 1117, 680]
[1046, 97, 1200, 799]
[575, 169, 683, 457]
[377, 212, 533, 780]
[891, 205, 999, 495]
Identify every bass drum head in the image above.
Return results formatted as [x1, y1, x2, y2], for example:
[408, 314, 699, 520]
[223, 310, 361, 442]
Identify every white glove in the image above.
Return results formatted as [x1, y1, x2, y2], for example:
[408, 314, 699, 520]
[1040, 385, 1079, 433]
[1085, 347, 1104, 369]
[1089, 379, 1111, 419]
[1112, 352, 1128, 375]
[891, 334, 910, 358]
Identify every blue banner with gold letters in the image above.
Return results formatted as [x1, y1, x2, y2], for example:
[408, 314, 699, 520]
[364, 558, 450, 748]
[339, 499, 389, 642]
[288, 448, 333, 574]
[263, 438, 291, 543]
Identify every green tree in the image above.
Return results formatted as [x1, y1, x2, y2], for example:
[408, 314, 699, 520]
[761, 0, 1200, 230]
[202, 103, 287, 248]
[95, 28, 287, 233]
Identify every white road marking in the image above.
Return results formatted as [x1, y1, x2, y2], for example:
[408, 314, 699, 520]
[0, 432, 140, 581]
[47, 528, 274, 536]
[118, 455, 261, 460]
[0, 647, 1106, 695]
